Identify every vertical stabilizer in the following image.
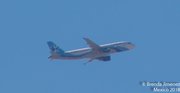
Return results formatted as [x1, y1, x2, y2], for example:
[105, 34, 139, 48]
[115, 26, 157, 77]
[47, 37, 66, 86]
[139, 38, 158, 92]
[47, 41, 65, 55]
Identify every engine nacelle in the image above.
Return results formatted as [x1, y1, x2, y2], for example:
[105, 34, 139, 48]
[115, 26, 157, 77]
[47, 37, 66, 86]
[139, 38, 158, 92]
[99, 55, 111, 61]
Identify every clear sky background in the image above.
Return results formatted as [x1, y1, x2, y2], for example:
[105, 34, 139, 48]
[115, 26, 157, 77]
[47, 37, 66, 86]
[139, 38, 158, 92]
[0, 0, 180, 93]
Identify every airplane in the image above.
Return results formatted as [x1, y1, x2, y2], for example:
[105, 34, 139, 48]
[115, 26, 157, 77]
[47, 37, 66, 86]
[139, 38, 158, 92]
[47, 38, 136, 65]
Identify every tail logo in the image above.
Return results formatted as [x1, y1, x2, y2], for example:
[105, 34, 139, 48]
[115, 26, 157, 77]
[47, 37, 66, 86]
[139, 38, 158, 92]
[52, 45, 59, 53]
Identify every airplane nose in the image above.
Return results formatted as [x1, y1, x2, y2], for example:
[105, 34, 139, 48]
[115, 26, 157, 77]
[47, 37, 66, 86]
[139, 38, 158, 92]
[127, 44, 136, 50]
[132, 44, 136, 49]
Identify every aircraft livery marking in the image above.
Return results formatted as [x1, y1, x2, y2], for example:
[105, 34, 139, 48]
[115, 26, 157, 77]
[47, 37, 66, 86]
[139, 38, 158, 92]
[53, 45, 59, 53]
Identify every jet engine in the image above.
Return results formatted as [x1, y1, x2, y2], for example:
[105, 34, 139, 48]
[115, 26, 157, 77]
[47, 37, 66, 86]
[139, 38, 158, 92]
[98, 55, 111, 61]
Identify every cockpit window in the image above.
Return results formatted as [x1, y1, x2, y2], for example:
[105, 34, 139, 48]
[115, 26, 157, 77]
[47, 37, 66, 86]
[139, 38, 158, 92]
[127, 42, 131, 44]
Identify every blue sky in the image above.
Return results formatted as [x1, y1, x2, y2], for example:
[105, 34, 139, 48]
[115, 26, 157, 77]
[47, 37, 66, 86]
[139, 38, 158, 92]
[0, 0, 180, 93]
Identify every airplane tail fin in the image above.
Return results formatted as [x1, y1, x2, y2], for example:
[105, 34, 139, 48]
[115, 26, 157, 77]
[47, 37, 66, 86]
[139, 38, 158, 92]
[47, 41, 65, 55]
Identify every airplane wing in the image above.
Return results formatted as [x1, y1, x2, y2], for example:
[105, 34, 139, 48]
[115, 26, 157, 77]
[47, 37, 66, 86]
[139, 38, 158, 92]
[83, 38, 101, 52]
[84, 58, 95, 65]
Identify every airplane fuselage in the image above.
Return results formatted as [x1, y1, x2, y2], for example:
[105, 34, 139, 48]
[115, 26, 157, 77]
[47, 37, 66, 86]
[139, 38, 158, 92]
[48, 41, 136, 60]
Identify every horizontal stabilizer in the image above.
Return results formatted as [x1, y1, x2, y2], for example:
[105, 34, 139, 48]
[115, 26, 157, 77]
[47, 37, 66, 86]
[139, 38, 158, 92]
[50, 51, 60, 56]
